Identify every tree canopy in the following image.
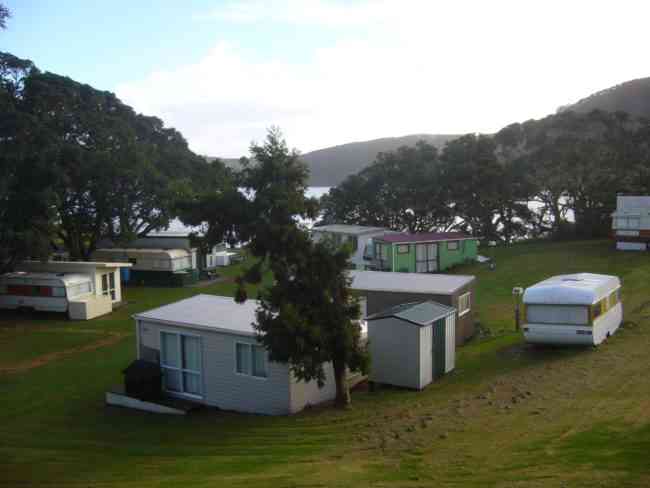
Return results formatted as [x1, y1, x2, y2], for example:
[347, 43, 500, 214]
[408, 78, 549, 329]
[0, 51, 223, 265]
[321, 109, 650, 242]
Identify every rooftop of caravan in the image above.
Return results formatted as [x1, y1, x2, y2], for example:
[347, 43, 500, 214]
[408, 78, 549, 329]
[523, 273, 621, 305]
[349, 270, 475, 295]
[94, 248, 190, 259]
[376, 231, 475, 244]
[0, 271, 92, 286]
[312, 224, 389, 235]
[133, 294, 259, 337]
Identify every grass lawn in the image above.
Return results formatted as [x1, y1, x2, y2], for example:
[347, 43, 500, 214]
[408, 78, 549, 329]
[1, 240, 650, 487]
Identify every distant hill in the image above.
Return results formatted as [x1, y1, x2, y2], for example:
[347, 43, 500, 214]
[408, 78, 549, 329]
[210, 134, 459, 187]
[558, 77, 650, 118]
[300, 134, 459, 186]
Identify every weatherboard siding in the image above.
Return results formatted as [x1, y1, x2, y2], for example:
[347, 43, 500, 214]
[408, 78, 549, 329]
[137, 320, 292, 415]
[438, 239, 478, 270]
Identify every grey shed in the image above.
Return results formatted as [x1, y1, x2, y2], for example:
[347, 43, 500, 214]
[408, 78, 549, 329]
[366, 301, 456, 390]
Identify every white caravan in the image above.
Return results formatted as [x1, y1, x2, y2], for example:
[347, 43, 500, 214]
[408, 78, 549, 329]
[0, 272, 94, 313]
[522, 273, 622, 346]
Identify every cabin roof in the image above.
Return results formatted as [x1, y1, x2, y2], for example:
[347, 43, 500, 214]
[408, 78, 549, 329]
[366, 300, 455, 325]
[376, 231, 475, 244]
[523, 273, 621, 305]
[349, 270, 475, 295]
[134, 294, 259, 337]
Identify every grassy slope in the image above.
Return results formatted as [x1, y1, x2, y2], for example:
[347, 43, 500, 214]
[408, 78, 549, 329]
[1, 240, 649, 487]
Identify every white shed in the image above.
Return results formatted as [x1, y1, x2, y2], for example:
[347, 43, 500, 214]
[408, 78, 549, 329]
[366, 301, 456, 390]
[133, 294, 337, 415]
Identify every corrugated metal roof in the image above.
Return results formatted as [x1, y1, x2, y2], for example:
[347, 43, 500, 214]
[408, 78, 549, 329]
[366, 300, 455, 325]
[377, 231, 474, 244]
[349, 270, 475, 295]
[312, 224, 389, 235]
[134, 294, 259, 337]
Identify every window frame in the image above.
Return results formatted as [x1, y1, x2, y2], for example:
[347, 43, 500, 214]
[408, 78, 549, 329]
[234, 341, 269, 380]
[458, 291, 471, 317]
[159, 330, 203, 399]
[415, 243, 437, 273]
[101, 272, 116, 301]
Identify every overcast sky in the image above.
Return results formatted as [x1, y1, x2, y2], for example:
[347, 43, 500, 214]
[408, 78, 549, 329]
[4, 0, 650, 157]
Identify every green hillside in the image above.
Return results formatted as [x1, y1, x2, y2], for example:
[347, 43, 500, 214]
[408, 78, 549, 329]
[558, 77, 650, 118]
[1, 240, 650, 487]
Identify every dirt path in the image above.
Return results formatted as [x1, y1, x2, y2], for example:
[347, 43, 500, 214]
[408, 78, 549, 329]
[0, 332, 128, 374]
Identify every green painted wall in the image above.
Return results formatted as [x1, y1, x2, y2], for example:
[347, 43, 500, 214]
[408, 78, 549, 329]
[376, 238, 478, 272]
[394, 244, 416, 272]
[438, 239, 478, 270]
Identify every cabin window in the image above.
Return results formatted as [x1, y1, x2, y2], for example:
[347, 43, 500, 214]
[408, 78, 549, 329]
[397, 244, 409, 254]
[415, 243, 437, 273]
[447, 241, 459, 251]
[526, 305, 589, 325]
[236, 342, 268, 378]
[101, 273, 116, 300]
[68, 282, 90, 297]
[161, 332, 202, 397]
[458, 292, 471, 316]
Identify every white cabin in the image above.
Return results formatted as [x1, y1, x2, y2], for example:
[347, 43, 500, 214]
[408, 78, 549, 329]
[523, 273, 622, 346]
[133, 295, 337, 415]
[611, 195, 650, 251]
[311, 225, 396, 270]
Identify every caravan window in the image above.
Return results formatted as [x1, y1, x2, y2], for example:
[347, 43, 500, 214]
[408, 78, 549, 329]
[526, 305, 589, 325]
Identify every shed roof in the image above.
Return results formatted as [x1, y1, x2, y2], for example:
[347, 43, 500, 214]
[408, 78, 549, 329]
[349, 270, 475, 295]
[523, 273, 621, 305]
[376, 231, 475, 244]
[366, 300, 455, 325]
[312, 224, 389, 235]
[134, 294, 259, 337]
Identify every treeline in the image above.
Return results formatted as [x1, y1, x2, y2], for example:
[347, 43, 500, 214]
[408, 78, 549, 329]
[320, 110, 650, 242]
[0, 52, 232, 271]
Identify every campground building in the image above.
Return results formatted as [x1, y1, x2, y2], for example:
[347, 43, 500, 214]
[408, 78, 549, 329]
[349, 270, 476, 345]
[611, 195, 650, 251]
[371, 231, 478, 273]
[132, 294, 338, 415]
[310, 224, 395, 270]
[367, 301, 456, 390]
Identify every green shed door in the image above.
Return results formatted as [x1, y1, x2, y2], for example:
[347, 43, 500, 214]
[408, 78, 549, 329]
[432, 318, 446, 380]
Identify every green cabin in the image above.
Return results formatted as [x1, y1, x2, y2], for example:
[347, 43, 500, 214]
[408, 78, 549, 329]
[371, 232, 478, 273]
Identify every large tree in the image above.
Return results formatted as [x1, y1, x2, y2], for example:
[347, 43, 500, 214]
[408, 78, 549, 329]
[321, 141, 455, 232]
[0, 52, 54, 272]
[2, 56, 216, 259]
[182, 128, 369, 406]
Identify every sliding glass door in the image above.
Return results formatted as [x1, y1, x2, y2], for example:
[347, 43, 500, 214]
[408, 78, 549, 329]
[160, 331, 202, 397]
